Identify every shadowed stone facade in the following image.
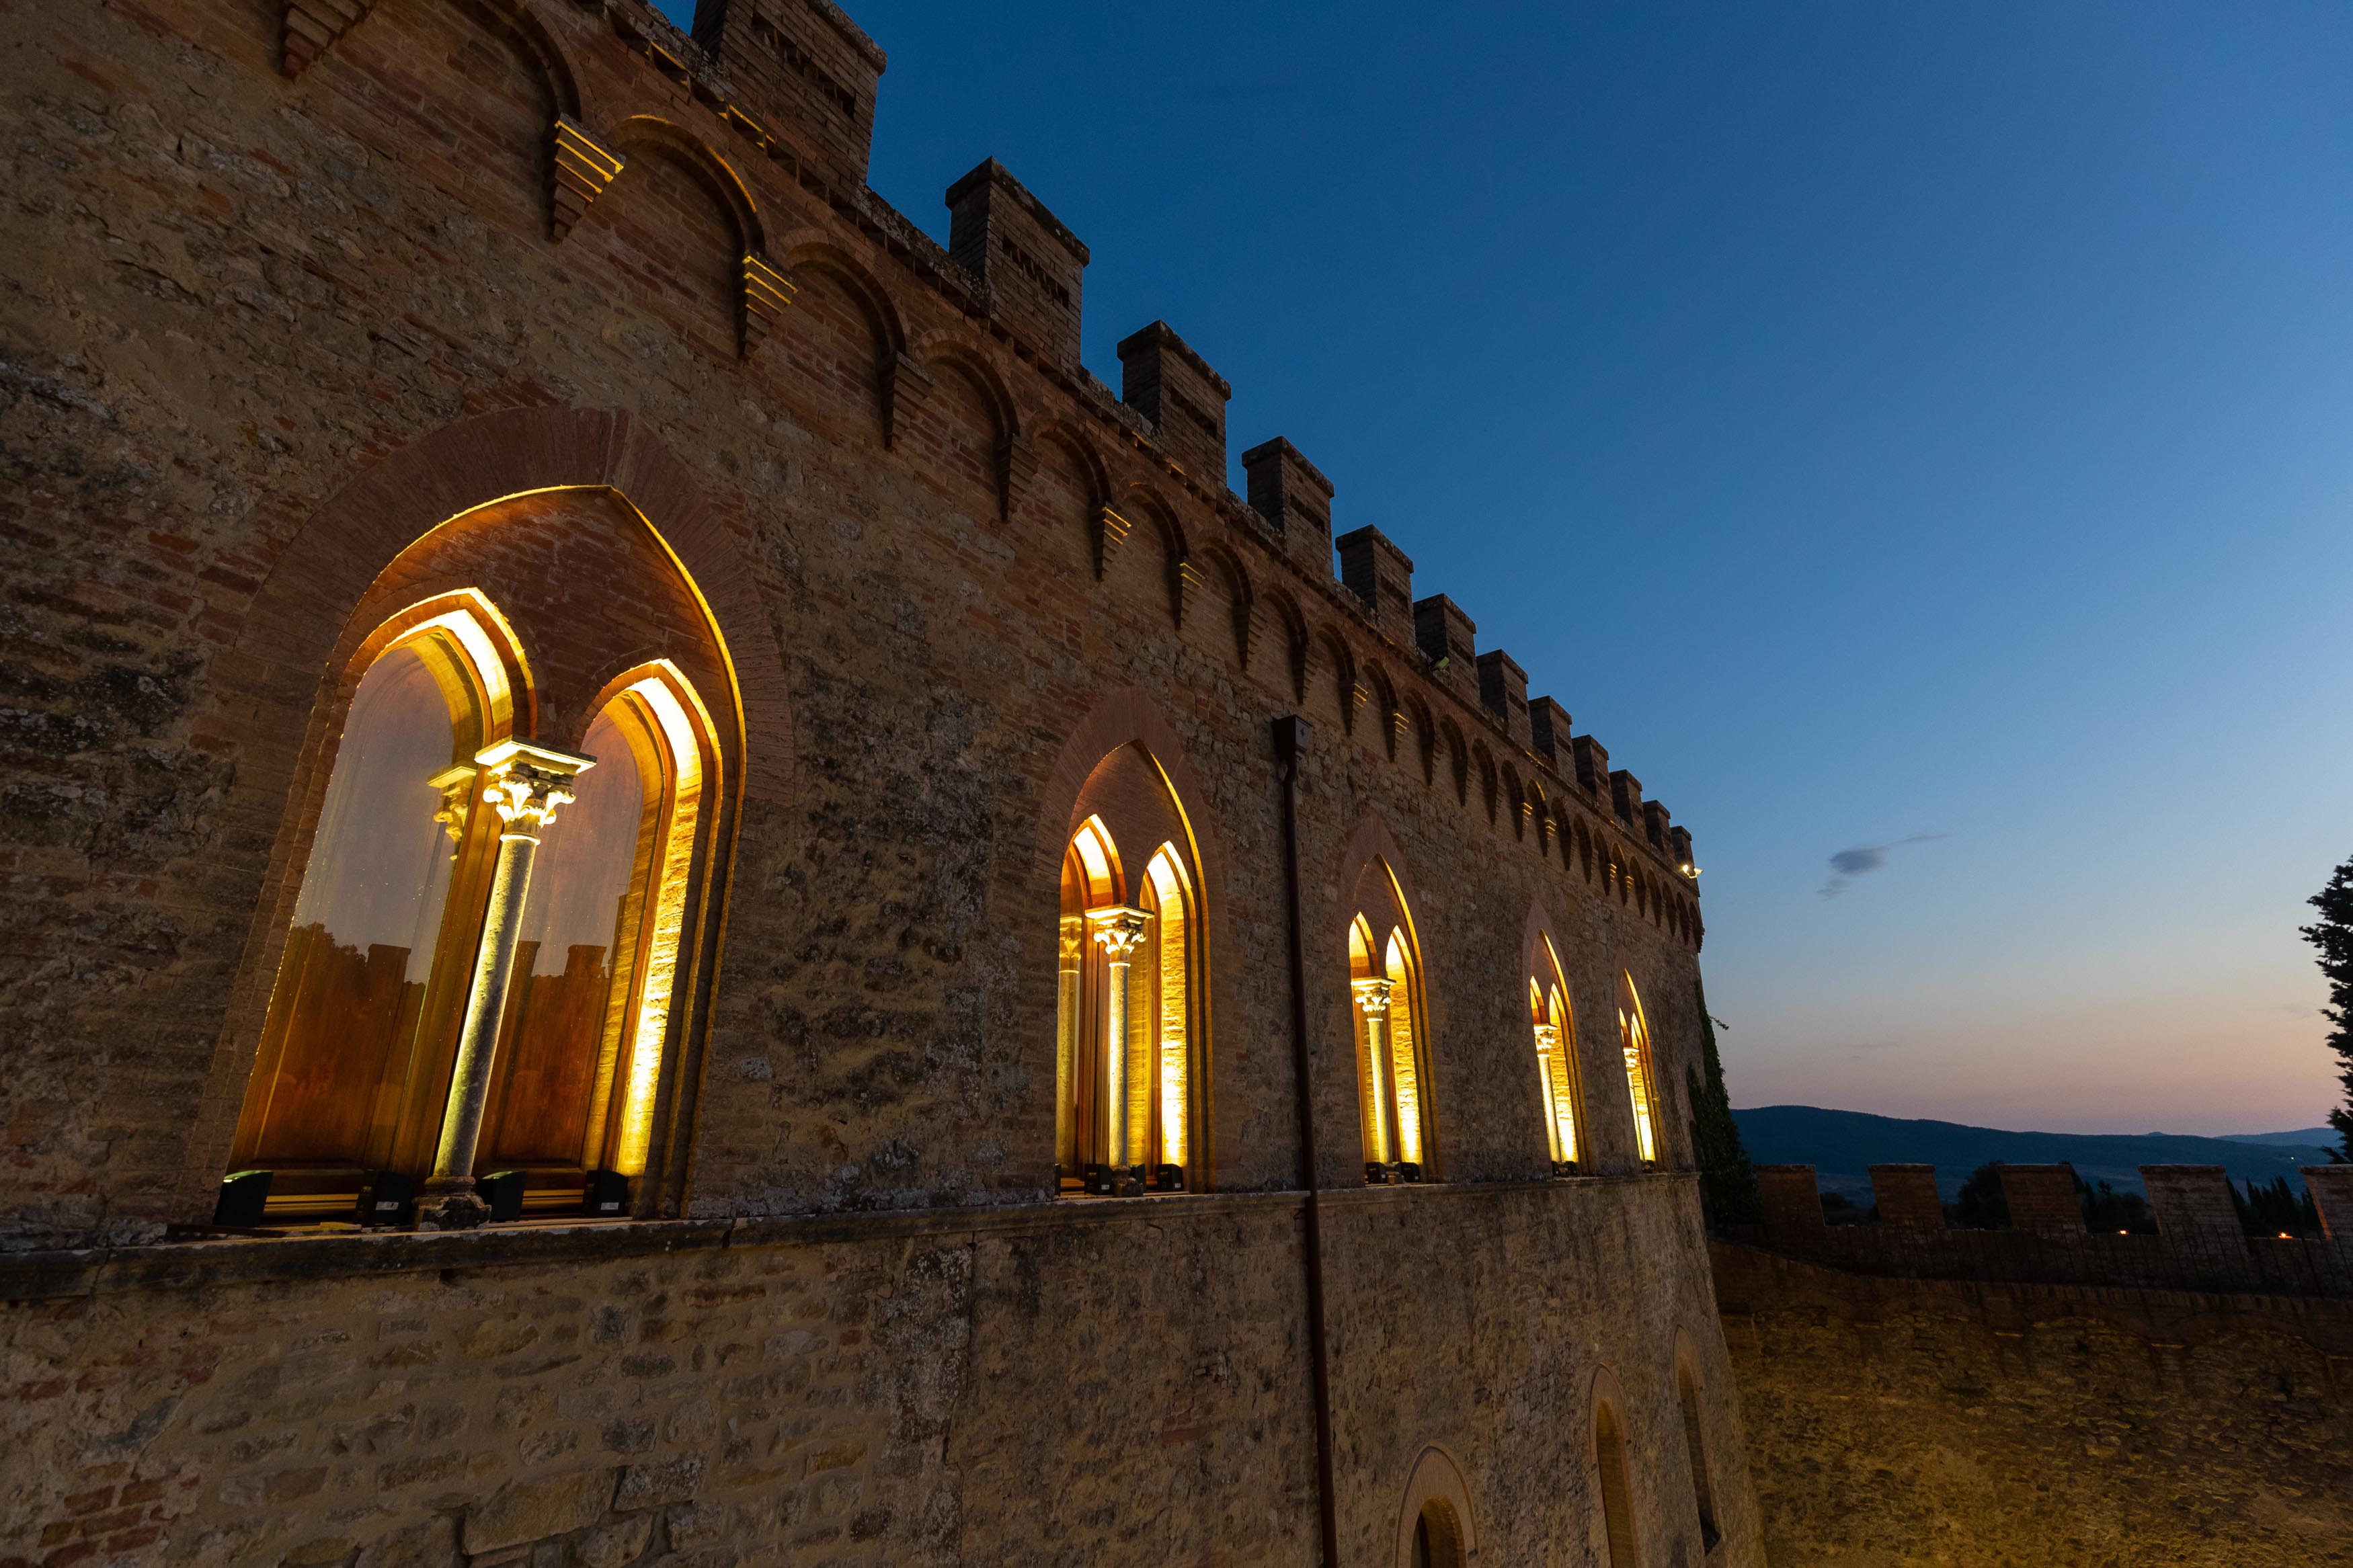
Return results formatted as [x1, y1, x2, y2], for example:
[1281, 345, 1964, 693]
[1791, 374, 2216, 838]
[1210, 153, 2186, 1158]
[0, 1, 1749, 1563]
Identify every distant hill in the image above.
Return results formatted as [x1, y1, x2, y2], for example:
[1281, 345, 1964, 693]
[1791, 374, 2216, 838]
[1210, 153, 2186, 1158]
[1730, 1105, 2336, 1202]
[2219, 1127, 2339, 1149]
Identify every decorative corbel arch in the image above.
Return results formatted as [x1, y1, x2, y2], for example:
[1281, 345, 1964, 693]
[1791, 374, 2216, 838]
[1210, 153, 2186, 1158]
[1321, 628, 1361, 734]
[1365, 662, 1401, 761]
[1439, 716, 1468, 804]
[1115, 483, 1189, 627]
[1394, 1444, 1480, 1568]
[1191, 540, 1257, 668]
[776, 231, 909, 429]
[1404, 694, 1436, 786]
[1471, 741, 1499, 824]
[1260, 585, 1311, 702]
[606, 117, 785, 356]
[912, 329, 1023, 519]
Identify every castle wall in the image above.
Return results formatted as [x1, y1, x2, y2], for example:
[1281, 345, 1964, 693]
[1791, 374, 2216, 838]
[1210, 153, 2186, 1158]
[0, 0, 1742, 1560]
[3, 1182, 1755, 1568]
[1713, 1243, 2353, 1568]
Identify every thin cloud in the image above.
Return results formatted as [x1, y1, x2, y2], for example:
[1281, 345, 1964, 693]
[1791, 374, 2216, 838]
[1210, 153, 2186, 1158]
[1820, 833, 1948, 899]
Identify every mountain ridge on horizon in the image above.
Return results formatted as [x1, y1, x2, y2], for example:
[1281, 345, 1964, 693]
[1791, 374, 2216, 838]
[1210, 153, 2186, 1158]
[1730, 1104, 2339, 1201]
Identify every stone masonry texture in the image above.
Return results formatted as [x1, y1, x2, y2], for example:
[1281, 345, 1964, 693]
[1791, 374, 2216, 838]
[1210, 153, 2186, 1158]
[0, 0, 1745, 1563]
[1714, 1244, 2353, 1568]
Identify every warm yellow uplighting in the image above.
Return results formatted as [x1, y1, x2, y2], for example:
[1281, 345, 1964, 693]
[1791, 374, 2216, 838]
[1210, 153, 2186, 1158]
[1618, 975, 1659, 1165]
[610, 667, 709, 1176]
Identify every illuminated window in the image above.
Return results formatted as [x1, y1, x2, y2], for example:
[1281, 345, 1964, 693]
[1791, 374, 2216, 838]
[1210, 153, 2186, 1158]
[476, 666, 715, 1194]
[1529, 936, 1582, 1171]
[1618, 975, 1660, 1165]
[1349, 858, 1433, 1184]
[227, 487, 740, 1227]
[229, 601, 518, 1215]
[1054, 745, 1204, 1196]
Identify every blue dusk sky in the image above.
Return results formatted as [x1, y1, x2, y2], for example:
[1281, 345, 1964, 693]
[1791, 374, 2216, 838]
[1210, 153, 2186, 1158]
[658, 1, 2353, 1136]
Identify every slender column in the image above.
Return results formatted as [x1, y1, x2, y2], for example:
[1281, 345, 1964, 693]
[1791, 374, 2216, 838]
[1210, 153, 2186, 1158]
[419, 740, 594, 1229]
[1055, 915, 1083, 1179]
[1089, 907, 1151, 1190]
[1353, 977, 1398, 1170]
[1533, 1022, 1566, 1165]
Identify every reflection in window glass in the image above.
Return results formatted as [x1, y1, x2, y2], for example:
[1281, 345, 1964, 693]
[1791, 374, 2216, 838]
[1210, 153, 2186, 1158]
[238, 641, 481, 1167]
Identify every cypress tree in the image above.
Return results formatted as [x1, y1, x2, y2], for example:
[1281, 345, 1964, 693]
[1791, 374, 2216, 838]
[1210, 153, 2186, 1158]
[2297, 855, 2353, 1162]
[1685, 980, 1761, 1227]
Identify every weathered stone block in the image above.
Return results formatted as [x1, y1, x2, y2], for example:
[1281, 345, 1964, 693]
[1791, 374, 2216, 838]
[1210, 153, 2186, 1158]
[463, 1471, 615, 1555]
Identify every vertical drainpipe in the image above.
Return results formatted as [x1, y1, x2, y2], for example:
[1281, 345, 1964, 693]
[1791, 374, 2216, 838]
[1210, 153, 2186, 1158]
[1274, 716, 1341, 1566]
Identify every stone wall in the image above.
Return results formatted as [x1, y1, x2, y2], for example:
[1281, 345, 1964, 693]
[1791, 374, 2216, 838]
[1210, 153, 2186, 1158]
[3, 1180, 1759, 1567]
[1713, 1243, 2353, 1568]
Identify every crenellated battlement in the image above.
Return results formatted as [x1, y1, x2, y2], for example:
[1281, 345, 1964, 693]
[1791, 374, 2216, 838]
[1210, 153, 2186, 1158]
[1745, 1163, 2353, 1298]
[257, 0, 1703, 925]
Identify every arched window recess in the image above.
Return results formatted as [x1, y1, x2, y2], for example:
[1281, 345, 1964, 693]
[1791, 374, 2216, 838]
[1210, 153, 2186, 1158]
[1054, 746, 1206, 1198]
[1349, 860, 1435, 1185]
[226, 571, 733, 1229]
[1529, 934, 1583, 1176]
[1618, 973, 1661, 1166]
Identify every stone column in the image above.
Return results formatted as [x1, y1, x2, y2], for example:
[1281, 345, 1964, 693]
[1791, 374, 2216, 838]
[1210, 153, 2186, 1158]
[1055, 914, 1082, 1178]
[1090, 907, 1151, 1193]
[1532, 1022, 1568, 1165]
[1353, 977, 1398, 1172]
[420, 740, 594, 1229]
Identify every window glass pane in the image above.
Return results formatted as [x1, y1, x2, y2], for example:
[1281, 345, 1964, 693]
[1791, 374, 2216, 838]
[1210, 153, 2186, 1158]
[243, 643, 475, 1165]
[483, 706, 650, 1169]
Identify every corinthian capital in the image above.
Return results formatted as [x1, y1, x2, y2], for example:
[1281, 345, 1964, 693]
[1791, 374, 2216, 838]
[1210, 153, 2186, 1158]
[1087, 905, 1152, 960]
[473, 739, 596, 835]
[1351, 977, 1396, 1017]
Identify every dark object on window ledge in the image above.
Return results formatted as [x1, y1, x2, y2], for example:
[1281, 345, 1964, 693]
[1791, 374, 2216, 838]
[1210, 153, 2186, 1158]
[1396, 1161, 1423, 1184]
[356, 1170, 413, 1228]
[475, 1169, 527, 1223]
[584, 1170, 630, 1217]
[214, 1169, 272, 1227]
[1552, 1159, 1577, 1179]
[1155, 1163, 1185, 1192]
[1082, 1162, 1113, 1195]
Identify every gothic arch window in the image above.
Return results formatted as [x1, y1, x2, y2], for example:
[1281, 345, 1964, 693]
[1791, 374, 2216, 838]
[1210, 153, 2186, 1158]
[226, 487, 742, 1227]
[229, 597, 522, 1213]
[1349, 858, 1434, 1184]
[475, 664, 719, 1189]
[1407, 1501, 1468, 1568]
[1618, 973, 1661, 1165]
[1530, 935, 1583, 1173]
[1676, 1350, 1722, 1551]
[1595, 1398, 1642, 1568]
[1054, 744, 1205, 1196]
[1396, 1446, 1478, 1568]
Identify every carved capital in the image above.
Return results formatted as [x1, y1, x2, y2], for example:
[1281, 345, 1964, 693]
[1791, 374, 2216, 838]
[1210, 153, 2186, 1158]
[282, 0, 374, 77]
[473, 739, 595, 836]
[1087, 905, 1152, 961]
[1531, 1022, 1561, 1054]
[551, 116, 624, 242]
[742, 253, 795, 358]
[1351, 977, 1396, 1018]
[427, 764, 479, 848]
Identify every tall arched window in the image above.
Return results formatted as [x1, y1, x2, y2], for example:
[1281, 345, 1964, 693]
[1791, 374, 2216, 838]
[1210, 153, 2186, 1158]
[1530, 935, 1582, 1173]
[1054, 744, 1205, 1196]
[1596, 1400, 1642, 1568]
[1618, 973, 1661, 1165]
[1677, 1354, 1722, 1550]
[1349, 857, 1433, 1184]
[229, 602, 519, 1215]
[1408, 1502, 1467, 1568]
[227, 487, 742, 1227]
[475, 665, 717, 1202]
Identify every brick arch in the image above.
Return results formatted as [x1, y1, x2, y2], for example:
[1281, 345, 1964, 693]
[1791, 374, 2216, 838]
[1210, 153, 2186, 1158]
[1035, 686, 1228, 942]
[227, 405, 793, 808]
[1033, 416, 1111, 511]
[610, 116, 763, 253]
[466, 0, 586, 120]
[1394, 1444, 1480, 1568]
[776, 232, 908, 359]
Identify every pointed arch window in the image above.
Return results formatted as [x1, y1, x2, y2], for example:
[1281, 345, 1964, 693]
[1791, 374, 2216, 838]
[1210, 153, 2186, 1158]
[1350, 870, 1433, 1184]
[1677, 1356, 1722, 1551]
[1529, 936, 1583, 1174]
[1053, 749, 1205, 1198]
[1618, 974, 1661, 1165]
[1595, 1400, 1642, 1568]
[229, 590, 727, 1222]
[229, 602, 518, 1215]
